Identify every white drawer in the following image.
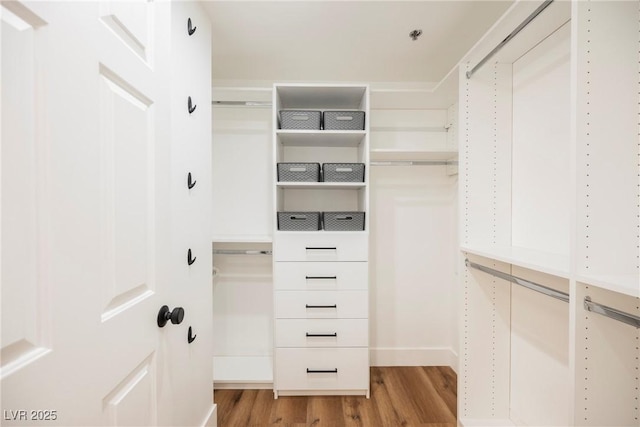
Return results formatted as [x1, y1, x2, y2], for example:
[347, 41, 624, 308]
[275, 290, 368, 319]
[275, 319, 368, 348]
[274, 233, 368, 262]
[274, 262, 368, 291]
[275, 291, 369, 319]
[275, 348, 369, 391]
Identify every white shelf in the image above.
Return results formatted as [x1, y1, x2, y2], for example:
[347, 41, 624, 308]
[275, 230, 368, 236]
[371, 126, 448, 133]
[370, 148, 457, 162]
[212, 235, 273, 243]
[213, 355, 273, 388]
[276, 85, 367, 110]
[276, 130, 365, 147]
[277, 182, 365, 190]
[461, 244, 570, 279]
[576, 273, 639, 299]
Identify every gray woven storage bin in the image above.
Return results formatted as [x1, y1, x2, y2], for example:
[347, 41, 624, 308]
[280, 110, 321, 130]
[323, 212, 365, 231]
[278, 212, 321, 231]
[278, 163, 321, 182]
[323, 111, 365, 130]
[323, 163, 365, 182]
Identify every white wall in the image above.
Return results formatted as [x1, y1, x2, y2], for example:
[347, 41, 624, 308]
[369, 108, 458, 368]
[511, 22, 571, 256]
[211, 106, 272, 241]
[369, 164, 458, 367]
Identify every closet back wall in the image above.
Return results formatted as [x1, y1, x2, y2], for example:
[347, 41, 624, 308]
[369, 108, 458, 368]
[211, 103, 273, 386]
[212, 106, 272, 241]
[369, 162, 457, 367]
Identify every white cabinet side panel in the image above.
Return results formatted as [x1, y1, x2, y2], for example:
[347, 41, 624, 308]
[461, 64, 512, 248]
[459, 254, 511, 420]
[575, 0, 640, 294]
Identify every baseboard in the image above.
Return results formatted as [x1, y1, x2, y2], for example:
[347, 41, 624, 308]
[458, 417, 515, 427]
[370, 347, 458, 371]
[214, 381, 273, 390]
[200, 404, 217, 427]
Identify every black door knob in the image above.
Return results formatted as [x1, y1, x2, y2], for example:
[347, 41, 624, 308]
[157, 305, 185, 327]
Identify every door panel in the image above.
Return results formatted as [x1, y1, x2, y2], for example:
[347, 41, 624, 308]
[102, 355, 156, 426]
[99, 1, 150, 63]
[1, 0, 51, 382]
[98, 63, 155, 318]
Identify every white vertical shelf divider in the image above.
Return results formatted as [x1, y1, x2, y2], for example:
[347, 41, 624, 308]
[573, 1, 640, 426]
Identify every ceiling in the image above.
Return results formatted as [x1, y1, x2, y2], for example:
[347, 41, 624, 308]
[204, 1, 513, 85]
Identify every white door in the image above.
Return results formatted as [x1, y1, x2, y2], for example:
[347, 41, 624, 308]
[0, 1, 214, 426]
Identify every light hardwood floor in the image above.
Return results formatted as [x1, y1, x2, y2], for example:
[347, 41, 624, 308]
[214, 366, 457, 426]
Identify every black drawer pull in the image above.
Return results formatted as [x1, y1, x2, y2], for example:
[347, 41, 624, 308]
[306, 333, 337, 337]
[305, 304, 337, 309]
[305, 276, 337, 280]
[306, 247, 337, 250]
[307, 368, 338, 374]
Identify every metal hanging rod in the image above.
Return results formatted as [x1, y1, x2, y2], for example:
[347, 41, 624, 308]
[213, 249, 272, 255]
[466, 0, 554, 79]
[465, 258, 569, 303]
[584, 297, 640, 329]
[212, 101, 272, 107]
[371, 160, 456, 166]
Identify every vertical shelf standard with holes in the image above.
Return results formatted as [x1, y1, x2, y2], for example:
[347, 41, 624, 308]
[272, 84, 370, 398]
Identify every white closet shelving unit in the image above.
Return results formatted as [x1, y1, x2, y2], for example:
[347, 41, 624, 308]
[272, 84, 370, 398]
[459, 1, 639, 426]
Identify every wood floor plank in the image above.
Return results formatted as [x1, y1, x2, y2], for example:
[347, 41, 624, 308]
[378, 367, 426, 425]
[269, 395, 307, 425]
[369, 367, 409, 426]
[214, 389, 245, 427]
[306, 396, 345, 427]
[406, 367, 456, 423]
[221, 389, 259, 426]
[214, 367, 458, 427]
[423, 366, 457, 418]
[247, 389, 276, 426]
[341, 395, 384, 427]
